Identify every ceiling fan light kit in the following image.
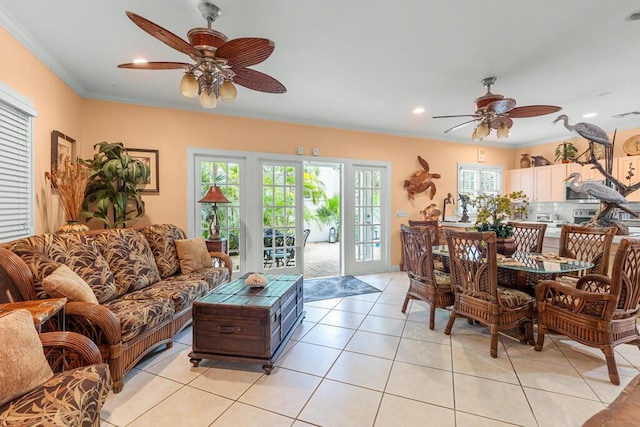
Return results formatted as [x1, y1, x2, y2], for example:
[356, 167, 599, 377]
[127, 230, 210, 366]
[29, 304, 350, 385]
[432, 76, 561, 141]
[118, 2, 286, 110]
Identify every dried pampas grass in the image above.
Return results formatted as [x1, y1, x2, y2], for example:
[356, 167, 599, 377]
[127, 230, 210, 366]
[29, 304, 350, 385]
[46, 157, 91, 222]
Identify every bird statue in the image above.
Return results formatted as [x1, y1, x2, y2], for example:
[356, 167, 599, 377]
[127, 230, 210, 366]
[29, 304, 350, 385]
[564, 173, 626, 204]
[552, 115, 611, 147]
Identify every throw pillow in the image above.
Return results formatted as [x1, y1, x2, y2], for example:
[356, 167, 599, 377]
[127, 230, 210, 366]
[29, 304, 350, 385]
[175, 237, 211, 274]
[0, 309, 54, 406]
[42, 265, 99, 304]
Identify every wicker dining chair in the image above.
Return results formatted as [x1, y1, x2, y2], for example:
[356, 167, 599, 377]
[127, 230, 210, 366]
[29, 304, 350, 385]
[400, 224, 454, 330]
[535, 238, 640, 385]
[557, 224, 616, 285]
[443, 229, 535, 358]
[508, 221, 547, 253]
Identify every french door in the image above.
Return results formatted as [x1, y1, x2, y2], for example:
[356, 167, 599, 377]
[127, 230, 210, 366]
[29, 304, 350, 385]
[343, 164, 389, 275]
[190, 150, 389, 277]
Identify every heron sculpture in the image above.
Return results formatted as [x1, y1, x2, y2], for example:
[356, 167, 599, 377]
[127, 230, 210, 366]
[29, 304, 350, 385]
[565, 173, 626, 204]
[552, 115, 611, 147]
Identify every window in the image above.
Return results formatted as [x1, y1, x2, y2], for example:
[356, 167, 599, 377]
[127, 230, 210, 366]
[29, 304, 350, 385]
[0, 83, 36, 243]
[457, 163, 503, 214]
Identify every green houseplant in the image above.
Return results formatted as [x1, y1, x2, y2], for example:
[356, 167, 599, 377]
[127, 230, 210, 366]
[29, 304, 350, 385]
[472, 191, 529, 239]
[80, 142, 150, 228]
[555, 141, 578, 163]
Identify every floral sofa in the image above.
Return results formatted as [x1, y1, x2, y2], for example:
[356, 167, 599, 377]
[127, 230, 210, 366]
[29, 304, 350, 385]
[0, 224, 231, 393]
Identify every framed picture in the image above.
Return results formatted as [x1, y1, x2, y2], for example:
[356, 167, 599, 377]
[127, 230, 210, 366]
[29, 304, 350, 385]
[128, 148, 159, 193]
[50, 130, 76, 175]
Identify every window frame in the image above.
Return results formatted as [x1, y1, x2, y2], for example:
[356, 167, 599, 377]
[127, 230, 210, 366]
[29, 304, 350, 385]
[457, 162, 503, 217]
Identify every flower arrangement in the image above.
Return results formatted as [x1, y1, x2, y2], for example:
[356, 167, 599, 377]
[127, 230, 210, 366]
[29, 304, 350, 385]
[472, 191, 529, 238]
[45, 157, 91, 223]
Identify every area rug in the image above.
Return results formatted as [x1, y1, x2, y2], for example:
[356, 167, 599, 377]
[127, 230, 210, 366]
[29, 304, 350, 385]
[303, 276, 381, 302]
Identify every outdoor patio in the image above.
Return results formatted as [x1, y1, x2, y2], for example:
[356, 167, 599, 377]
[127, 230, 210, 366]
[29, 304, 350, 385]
[303, 241, 340, 278]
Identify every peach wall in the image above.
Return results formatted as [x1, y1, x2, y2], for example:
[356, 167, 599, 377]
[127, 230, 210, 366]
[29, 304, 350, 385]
[0, 26, 525, 267]
[1, 27, 83, 233]
[80, 100, 516, 265]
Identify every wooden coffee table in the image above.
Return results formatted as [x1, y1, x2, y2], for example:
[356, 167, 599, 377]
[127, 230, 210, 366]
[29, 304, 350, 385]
[189, 274, 304, 373]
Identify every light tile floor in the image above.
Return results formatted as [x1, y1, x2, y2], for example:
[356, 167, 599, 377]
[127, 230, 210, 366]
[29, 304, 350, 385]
[100, 272, 639, 426]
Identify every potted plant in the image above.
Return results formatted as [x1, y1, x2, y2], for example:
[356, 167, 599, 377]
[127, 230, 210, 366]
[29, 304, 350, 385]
[555, 141, 578, 164]
[472, 191, 529, 255]
[80, 142, 150, 228]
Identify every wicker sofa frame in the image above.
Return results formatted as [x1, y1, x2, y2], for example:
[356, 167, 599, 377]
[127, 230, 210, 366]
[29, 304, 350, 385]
[0, 225, 232, 393]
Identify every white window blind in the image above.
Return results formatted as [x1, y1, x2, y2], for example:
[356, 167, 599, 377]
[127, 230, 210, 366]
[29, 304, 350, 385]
[0, 90, 35, 242]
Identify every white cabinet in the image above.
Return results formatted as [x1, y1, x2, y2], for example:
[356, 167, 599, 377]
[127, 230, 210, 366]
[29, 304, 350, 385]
[508, 168, 534, 199]
[534, 164, 567, 202]
[567, 161, 610, 182]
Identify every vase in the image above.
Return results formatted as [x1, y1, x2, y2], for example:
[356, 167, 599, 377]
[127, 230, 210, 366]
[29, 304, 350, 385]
[57, 220, 89, 234]
[520, 154, 531, 168]
[496, 237, 517, 257]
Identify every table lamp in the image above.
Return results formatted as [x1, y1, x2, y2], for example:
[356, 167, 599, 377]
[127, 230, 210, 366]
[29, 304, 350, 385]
[198, 185, 230, 240]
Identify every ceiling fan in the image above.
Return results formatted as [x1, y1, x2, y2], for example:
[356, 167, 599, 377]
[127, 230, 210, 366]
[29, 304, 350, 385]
[118, 2, 286, 109]
[432, 77, 561, 140]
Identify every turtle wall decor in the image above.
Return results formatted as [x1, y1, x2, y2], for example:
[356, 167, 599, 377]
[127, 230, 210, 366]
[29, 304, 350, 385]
[404, 156, 441, 200]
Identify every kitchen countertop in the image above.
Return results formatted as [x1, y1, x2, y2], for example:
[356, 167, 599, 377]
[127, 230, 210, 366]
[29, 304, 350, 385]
[541, 223, 640, 243]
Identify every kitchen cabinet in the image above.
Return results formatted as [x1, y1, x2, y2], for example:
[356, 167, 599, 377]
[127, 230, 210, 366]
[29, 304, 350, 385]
[534, 164, 567, 202]
[566, 161, 611, 182]
[508, 168, 534, 199]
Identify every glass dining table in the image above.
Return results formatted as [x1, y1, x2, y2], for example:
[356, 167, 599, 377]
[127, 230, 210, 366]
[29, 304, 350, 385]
[432, 245, 595, 295]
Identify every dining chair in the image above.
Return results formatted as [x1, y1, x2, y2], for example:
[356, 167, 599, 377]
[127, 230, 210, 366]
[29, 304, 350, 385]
[557, 224, 616, 285]
[443, 229, 535, 358]
[400, 224, 454, 330]
[508, 221, 547, 253]
[407, 219, 447, 272]
[535, 238, 640, 385]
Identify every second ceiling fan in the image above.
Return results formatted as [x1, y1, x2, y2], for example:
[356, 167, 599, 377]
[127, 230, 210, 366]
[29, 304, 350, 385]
[432, 77, 561, 140]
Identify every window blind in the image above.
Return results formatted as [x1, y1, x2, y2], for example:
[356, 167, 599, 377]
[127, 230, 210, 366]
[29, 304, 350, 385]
[0, 99, 32, 242]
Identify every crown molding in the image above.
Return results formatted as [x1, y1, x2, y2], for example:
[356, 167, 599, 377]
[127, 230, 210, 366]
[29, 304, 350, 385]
[0, 4, 86, 95]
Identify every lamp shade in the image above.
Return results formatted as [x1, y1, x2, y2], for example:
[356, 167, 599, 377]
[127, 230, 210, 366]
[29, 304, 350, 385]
[180, 73, 199, 98]
[220, 81, 237, 103]
[199, 90, 217, 109]
[198, 185, 230, 204]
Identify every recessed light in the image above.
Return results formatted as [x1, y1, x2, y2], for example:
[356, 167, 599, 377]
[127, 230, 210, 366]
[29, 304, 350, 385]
[627, 9, 640, 21]
[133, 58, 148, 64]
[412, 106, 425, 114]
[582, 113, 597, 118]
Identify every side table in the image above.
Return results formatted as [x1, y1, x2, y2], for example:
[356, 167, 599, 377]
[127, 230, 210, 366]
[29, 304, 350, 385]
[0, 298, 66, 332]
[206, 238, 228, 254]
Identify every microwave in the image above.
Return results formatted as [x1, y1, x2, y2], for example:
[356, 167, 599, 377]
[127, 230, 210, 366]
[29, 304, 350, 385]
[565, 181, 602, 202]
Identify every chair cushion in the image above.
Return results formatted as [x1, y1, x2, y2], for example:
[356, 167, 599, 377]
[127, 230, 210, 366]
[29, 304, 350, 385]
[0, 310, 54, 407]
[555, 275, 579, 287]
[139, 224, 187, 279]
[434, 271, 452, 290]
[43, 265, 99, 304]
[102, 298, 175, 342]
[173, 266, 229, 290]
[175, 237, 211, 274]
[497, 286, 534, 309]
[92, 229, 162, 296]
[0, 364, 111, 427]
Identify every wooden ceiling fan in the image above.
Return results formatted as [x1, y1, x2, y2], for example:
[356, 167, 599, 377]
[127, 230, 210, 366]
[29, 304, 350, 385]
[432, 77, 561, 140]
[118, 2, 286, 109]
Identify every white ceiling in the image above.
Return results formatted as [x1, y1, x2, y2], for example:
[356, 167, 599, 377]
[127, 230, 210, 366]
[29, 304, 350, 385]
[2, 0, 640, 147]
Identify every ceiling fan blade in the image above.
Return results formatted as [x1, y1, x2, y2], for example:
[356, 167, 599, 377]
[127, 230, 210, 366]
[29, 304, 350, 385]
[233, 68, 286, 93]
[216, 38, 275, 68]
[432, 114, 480, 119]
[118, 61, 189, 70]
[443, 118, 480, 133]
[486, 98, 516, 114]
[507, 105, 562, 118]
[126, 11, 202, 58]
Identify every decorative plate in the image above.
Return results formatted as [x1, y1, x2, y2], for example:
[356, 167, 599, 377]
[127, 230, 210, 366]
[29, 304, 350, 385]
[623, 135, 640, 156]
